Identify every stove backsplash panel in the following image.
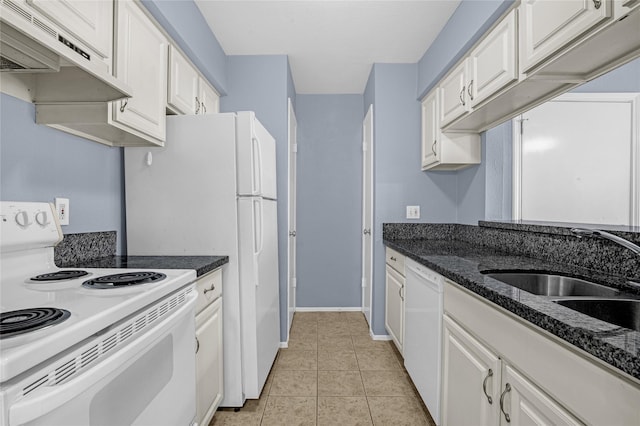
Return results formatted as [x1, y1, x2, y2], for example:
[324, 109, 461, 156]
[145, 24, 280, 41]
[55, 231, 117, 266]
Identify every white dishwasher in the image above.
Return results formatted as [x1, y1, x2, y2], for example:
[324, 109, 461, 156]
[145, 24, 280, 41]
[404, 258, 444, 425]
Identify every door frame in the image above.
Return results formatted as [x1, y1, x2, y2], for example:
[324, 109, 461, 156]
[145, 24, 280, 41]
[361, 105, 374, 328]
[286, 98, 297, 338]
[512, 92, 640, 225]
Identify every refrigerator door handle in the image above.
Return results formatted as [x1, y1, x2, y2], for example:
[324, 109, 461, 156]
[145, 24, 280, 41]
[253, 198, 264, 286]
[252, 137, 263, 196]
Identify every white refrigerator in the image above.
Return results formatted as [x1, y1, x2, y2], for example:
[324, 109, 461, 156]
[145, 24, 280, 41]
[124, 112, 280, 407]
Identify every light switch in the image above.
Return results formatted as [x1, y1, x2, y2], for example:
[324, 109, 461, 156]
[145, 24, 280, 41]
[406, 205, 420, 219]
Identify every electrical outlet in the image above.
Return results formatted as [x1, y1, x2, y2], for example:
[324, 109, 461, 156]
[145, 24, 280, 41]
[55, 197, 70, 225]
[406, 205, 420, 219]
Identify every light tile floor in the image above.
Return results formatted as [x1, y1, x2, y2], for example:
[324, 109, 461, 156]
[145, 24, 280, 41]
[210, 311, 436, 426]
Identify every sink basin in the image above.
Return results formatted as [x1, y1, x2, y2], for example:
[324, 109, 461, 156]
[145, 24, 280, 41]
[554, 299, 640, 332]
[484, 273, 620, 297]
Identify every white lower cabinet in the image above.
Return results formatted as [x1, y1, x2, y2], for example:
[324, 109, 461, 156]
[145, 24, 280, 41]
[385, 264, 404, 353]
[194, 269, 224, 426]
[385, 248, 405, 353]
[442, 315, 501, 426]
[443, 280, 640, 426]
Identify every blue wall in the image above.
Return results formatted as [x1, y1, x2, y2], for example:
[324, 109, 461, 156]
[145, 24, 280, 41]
[221, 55, 292, 341]
[417, 0, 514, 98]
[365, 63, 458, 335]
[0, 94, 126, 253]
[141, 0, 228, 94]
[295, 94, 364, 309]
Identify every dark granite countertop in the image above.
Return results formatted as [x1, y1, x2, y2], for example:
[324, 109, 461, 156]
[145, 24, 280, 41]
[62, 255, 229, 278]
[384, 238, 640, 382]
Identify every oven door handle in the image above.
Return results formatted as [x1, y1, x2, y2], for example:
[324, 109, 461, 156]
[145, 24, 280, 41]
[10, 291, 196, 425]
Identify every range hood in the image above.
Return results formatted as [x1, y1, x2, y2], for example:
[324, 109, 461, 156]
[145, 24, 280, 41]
[0, 0, 131, 102]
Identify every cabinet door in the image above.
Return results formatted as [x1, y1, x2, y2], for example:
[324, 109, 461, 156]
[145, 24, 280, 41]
[113, 0, 167, 141]
[440, 59, 469, 126]
[385, 265, 404, 353]
[199, 79, 220, 115]
[499, 364, 582, 426]
[519, 0, 611, 73]
[28, 0, 113, 59]
[196, 298, 224, 426]
[421, 90, 440, 169]
[168, 45, 199, 115]
[468, 9, 518, 107]
[442, 315, 501, 426]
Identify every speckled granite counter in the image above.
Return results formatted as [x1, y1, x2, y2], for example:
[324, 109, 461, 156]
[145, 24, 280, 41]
[62, 255, 228, 278]
[383, 237, 640, 382]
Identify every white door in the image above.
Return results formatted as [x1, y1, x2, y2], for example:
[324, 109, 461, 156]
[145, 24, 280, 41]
[500, 364, 582, 425]
[514, 93, 639, 225]
[195, 298, 223, 426]
[167, 45, 199, 115]
[468, 9, 517, 107]
[519, 0, 611, 73]
[29, 0, 113, 59]
[442, 315, 501, 426]
[236, 112, 277, 199]
[236, 197, 280, 399]
[421, 90, 440, 169]
[287, 98, 297, 335]
[384, 265, 404, 352]
[113, 0, 167, 142]
[361, 105, 373, 327]
[440, 59, 469, 126]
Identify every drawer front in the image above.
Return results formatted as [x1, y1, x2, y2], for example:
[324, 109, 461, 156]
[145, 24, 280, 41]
[385, 248, 405, 275]
[195, 268, 222, 314]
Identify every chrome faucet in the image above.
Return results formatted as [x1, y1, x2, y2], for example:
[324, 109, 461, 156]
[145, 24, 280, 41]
[570, 228, 640, 256]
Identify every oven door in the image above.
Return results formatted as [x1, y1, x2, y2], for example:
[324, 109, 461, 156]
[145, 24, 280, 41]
[8, 290, 197, 426]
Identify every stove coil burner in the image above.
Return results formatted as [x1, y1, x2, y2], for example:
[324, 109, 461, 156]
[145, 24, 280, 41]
[82, 272, 167, 289]
[0, 308, 71, 338]
[31, 270, 89, 281]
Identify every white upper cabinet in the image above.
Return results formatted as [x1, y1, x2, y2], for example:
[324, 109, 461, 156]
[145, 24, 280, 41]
[199, 80, 220, 115]
[168, 45, 199, 115]
[421, 90, 439, 169]
[440, 59, 470, 127]
[519, 0, 611, 73]
[28, 0, 113, 60]
[421, 89, 481, 171]
[167, 45, 220, 116]
[468, 9, 518, 107]
[112, 0, 168, 143]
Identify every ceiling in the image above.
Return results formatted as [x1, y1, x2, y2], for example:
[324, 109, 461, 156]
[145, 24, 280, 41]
[195, 0, 461, 94]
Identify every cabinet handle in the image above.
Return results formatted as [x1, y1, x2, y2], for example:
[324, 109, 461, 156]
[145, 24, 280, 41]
[195, 96, 201, 114]
[482, 369, 493, 404]
[499, 383, 511, 423]
[432, 140, 437, 156]
[203, 283, 215, 294]
[593, 0, 602, 9]
[398, 286, 404, 301]
[119, 99, 128, 113]
[390, 256, 396, 261]
[202, 103, 207, 114]
[195, 337, 200, 354]
[459, 86, 466, 106]
[468, 80, 474, 101]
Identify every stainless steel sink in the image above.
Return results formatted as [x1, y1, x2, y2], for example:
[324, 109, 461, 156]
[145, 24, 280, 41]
[554, 299, 640, 332]
[484, 273, 620, 297]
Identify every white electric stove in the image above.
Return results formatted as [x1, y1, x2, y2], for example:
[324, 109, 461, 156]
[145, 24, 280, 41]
[0, 201, 198, 426]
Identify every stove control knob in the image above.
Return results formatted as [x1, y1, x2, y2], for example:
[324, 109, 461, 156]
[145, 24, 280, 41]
[35, 210, 50, 226]
[15, 211, 31, 228]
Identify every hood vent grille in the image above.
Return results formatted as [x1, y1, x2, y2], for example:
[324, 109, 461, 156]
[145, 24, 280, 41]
[3, 0, 30, 22]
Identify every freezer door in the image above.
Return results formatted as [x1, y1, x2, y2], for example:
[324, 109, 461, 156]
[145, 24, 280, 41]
[237, 197, 280, 399]
[236, 112, 277, 199]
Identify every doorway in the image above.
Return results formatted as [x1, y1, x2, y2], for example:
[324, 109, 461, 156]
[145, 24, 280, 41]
[287, 98, 298, 336]
[362, 105, 373, 327]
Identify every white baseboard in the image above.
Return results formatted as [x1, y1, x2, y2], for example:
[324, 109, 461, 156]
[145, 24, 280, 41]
[295, 307, 362, 312]
[369, 331, 392, 341]
[279, 341, 288, 349]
